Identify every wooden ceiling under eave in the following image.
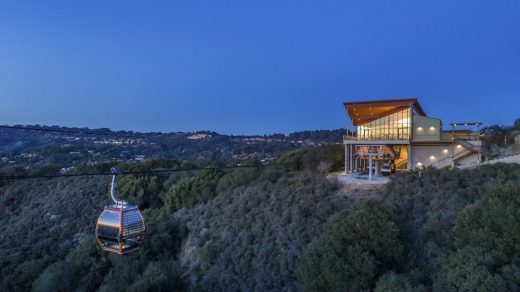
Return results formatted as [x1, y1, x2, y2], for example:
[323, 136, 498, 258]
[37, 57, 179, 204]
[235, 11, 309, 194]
[343, 98, 425, 126]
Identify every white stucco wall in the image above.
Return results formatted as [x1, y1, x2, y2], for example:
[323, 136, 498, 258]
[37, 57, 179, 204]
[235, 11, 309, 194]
[411, 141, 481, 169]
[411, 145, 452, 168]
[413, 115, 441, 141]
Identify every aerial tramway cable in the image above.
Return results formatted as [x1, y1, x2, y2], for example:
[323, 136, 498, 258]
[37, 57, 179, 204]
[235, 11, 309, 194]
[0, 164, 284, 180]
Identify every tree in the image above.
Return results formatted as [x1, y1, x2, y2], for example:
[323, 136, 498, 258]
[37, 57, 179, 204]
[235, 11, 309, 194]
[164, 169, 224, 212]
[454, 184, 520, 255]
[298, 200, 403, 291]
[435, 184, 520, 291]
[375, 272, 417, 292]
[433, 247, 508, 291]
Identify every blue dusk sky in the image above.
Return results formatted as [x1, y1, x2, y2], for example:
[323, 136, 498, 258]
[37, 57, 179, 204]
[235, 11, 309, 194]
[0, 1, 519, 134]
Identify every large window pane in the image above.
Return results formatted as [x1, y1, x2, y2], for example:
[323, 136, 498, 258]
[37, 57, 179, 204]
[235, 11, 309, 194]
[356, 108, 411, 140]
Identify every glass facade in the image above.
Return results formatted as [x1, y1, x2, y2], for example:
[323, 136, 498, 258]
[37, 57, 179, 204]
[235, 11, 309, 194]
[357, 108, 411, 140]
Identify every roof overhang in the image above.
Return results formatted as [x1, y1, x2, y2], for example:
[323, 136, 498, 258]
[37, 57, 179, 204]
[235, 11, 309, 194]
[344, 98, 426, 126]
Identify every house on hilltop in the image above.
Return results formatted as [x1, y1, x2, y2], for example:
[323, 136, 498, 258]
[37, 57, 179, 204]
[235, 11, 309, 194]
[343, 98, 481, 177]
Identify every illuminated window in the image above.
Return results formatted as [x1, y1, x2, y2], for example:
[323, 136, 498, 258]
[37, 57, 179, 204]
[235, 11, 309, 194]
[356, 108, 411, 140]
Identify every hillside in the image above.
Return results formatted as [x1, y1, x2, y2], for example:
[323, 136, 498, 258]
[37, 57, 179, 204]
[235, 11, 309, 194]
[0, 125, 345, 171]
[1, 142, 520, 290]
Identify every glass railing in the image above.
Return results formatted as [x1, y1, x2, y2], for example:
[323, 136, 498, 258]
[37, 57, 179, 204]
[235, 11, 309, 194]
[343, 134, 410, 141]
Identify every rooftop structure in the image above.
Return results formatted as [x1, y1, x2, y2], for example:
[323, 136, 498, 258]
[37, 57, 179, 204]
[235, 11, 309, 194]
[343, 98, 481, 179]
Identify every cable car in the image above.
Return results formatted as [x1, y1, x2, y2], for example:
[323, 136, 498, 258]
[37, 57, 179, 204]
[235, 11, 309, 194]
[96, 168, 146, 254]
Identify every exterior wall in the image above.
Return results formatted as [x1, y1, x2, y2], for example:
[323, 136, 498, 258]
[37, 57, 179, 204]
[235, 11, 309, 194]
[411, 141, 481, 169]
[411, 145, 452, 169]
[412, 115, 441, 141]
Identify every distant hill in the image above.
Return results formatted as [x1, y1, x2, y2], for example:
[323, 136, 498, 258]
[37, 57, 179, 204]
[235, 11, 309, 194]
[0, 125, 346, 171]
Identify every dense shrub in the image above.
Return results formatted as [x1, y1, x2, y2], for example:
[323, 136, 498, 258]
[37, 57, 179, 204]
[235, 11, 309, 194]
[3, 151, 520, 291]
[298, 200, 403, 291]
[178, 170, 346, 291]
[374, 272, 418, 292]
[382, 163, 520, 286]
[32, 236, 110, 292]
[164, 168, 225, 212]
[119, 175, 162, 209]
[277, 144, 344, 172]
[434, 184, 520, 291]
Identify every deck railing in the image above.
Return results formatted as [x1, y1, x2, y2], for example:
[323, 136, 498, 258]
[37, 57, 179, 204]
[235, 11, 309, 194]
[343, 134, 410, 141]
[440, 132, 480, 141]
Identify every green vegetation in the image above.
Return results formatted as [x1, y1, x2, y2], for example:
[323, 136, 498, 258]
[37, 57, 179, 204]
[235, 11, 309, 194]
[434, 184, 520, 291]
[1, 143, 520, 291]
[298, 200, 403, 291]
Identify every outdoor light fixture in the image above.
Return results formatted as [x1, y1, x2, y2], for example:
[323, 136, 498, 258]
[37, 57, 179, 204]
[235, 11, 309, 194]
[457, 145, 462, 149]
[430, 155, 435, 160]
[417, 162, 423, 167]
[429, 126, 435, 131]
[443, 149, 448, 154]
[417, 127, 423, 131]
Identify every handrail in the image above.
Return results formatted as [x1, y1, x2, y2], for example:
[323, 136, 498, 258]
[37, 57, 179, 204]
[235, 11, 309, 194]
[343, 135, 410, 141]
[429, 147, 478, 167]
[453, 138, 479, 152]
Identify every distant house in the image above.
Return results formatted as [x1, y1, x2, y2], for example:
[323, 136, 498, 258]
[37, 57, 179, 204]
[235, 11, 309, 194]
[343, 98, 482, 175]
[188, 133, 212, 140]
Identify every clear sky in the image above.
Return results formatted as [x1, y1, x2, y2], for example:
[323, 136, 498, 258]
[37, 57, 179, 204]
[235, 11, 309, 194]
[0, 1, 519, 134]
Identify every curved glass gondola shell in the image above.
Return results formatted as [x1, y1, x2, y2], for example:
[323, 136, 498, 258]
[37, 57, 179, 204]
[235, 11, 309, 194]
[96, 168, 146, 254]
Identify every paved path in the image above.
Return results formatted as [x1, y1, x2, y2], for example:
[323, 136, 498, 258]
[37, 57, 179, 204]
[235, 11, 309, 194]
[459, 153, 520, 169]
[335, 173, 389, 185]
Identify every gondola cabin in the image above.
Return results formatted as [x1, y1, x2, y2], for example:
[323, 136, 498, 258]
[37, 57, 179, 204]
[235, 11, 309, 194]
[96, 168, 146, 254]
[96, 203, 145, 254]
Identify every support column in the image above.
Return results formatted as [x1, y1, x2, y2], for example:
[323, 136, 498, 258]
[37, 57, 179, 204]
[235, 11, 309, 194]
[350, 145, 355, 173]
[375, 159, 380, 177]
[347, 145, 353, 173]
[368, 154, 373, 180]
[477, 124, 481, 163]
[344, 144, 348, 174]
[407, 144, 413, 170]
[451, 124, 455, 167]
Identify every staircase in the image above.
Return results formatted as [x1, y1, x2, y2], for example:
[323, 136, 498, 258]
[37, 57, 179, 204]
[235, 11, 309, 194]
[453, 136, 480, 163]
[395, 159, 408, 169]
[427, 138, 480, 168]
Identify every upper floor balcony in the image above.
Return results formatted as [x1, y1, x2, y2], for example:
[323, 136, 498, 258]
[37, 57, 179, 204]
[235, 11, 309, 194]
[344, 133, 410, 141]
[344, 131, 481, 144]
[343, 134, 411, 145]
